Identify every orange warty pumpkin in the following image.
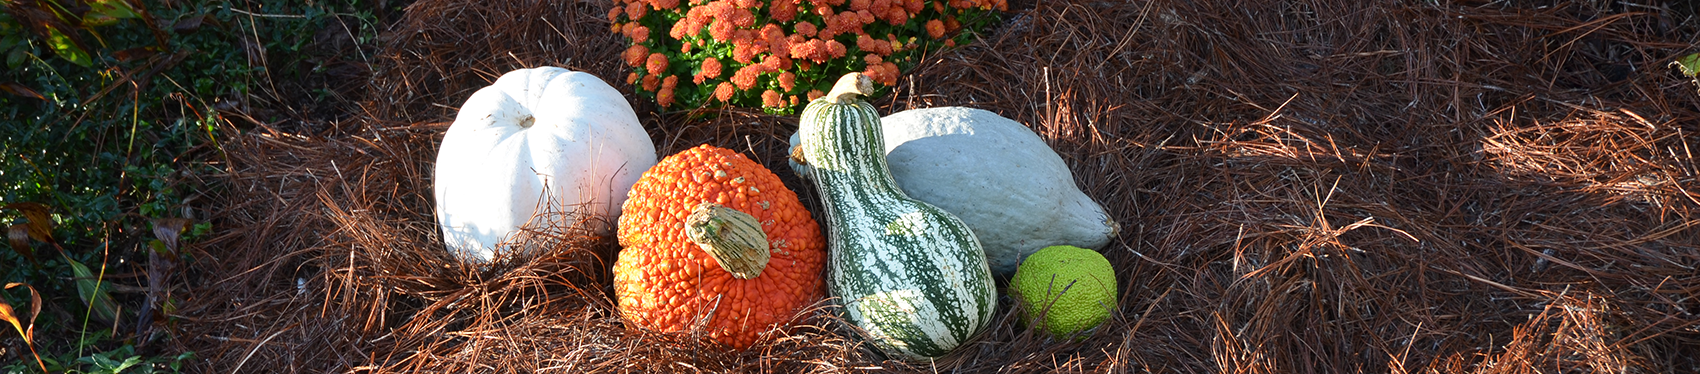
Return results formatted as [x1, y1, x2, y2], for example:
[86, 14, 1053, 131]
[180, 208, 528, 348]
[614, 144, 826, 349]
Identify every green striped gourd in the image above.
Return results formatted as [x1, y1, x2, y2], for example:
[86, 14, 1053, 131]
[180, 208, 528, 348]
[792, 73, 997, 360]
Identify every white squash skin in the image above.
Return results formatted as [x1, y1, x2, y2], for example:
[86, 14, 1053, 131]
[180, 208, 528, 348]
[790, 107, 1116, 276]
[434, 67, 656, 263]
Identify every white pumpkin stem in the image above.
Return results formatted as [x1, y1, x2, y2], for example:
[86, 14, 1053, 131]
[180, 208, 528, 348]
[825, 73, 876, 104]
[685, 202, 772, 279]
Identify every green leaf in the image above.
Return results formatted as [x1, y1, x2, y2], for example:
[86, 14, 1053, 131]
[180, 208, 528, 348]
[83, 0, 141, 27]
[1674, 53, 1700, 78]
[44, 28, 91, 67]
[5, 49, 25, 70]
[170, 351, 195, 370]
[0, 14, 17, 37]
[64, 256, 119, 322]
[96, 355, 143, 374]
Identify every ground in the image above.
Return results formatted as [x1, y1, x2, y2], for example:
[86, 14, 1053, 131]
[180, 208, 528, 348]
[2, 0, 1697, 372]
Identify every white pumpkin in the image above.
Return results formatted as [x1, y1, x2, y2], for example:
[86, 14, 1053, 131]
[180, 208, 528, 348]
[790, 107, 1117, 276]
[435, 67, 656, 263]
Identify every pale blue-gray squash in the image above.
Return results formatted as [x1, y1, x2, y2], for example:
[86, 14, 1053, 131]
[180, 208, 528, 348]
[790, 107, 1117, 276]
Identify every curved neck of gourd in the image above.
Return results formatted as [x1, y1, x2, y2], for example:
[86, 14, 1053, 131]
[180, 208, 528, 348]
[801, 101, 905, 195]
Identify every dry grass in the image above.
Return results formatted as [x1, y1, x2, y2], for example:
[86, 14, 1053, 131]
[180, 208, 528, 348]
[171, 0, 1698, 372]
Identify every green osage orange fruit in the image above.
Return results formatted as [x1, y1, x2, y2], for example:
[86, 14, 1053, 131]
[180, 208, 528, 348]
[1010, 245, 1116, 339]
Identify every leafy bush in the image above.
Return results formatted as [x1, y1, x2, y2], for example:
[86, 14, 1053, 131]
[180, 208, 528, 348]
[2, 0, 380, 371]
[609, 0, 1004, 114]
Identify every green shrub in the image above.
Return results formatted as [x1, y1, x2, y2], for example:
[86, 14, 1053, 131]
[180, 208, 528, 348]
[2, 0, 380, 371]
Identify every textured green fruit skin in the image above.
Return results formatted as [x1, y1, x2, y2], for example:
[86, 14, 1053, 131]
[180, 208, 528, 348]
[1012, 245, 1116, 338]
[798, 96, 997, 360]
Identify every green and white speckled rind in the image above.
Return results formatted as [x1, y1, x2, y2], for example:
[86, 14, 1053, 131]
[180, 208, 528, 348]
[797, 96, 997, 360]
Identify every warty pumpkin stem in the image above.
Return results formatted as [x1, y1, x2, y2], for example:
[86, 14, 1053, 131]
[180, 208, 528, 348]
[684, 202, 772, 279]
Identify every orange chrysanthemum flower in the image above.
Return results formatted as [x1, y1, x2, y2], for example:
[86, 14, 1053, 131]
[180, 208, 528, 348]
[924, 19, 945, 39]
[731, 65, 762, 90]
[731, 8, 756, 28]
[627, 2, 648, 19]
[806, 89, 824, 101]
[777, 71, 797, 91]
[825, 40, 846, 58]
[671, 17, 702, 39]
[856, 34, 892, 55]
[709, 19, 735, 41]
[732, 39, 757, 64]
[887, 8, 908, 24]
[642, 74, 660, 91]
[734, 29, 758, 45]
[861, 65, 885, 86]
[786, 40, 812, 61]
[770, 0, 797, 21]
[646, 53, 670, 74]
[761, 54, 787, 70]
[837, 10, 863, 31]
[789, 38, 825, 62]
[869, 0, 890, 15]
[862, 61, 899, 86]
[624, 44, 651, 67]
[657, 85, 675, 107]
[760, 25, 787, 53]
[700, 57, 723, 80]
[795, 22, 818, 37]
[716, 82, 737, 102]
[818, 14, 840, 40]
[761, 90, 783, 107]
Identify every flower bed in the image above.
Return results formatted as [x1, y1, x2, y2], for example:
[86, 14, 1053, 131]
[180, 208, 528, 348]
[610, 0, 1004, 113]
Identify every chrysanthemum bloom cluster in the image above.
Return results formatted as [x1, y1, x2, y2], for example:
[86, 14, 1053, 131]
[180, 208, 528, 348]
[611, 0, 1004, 114]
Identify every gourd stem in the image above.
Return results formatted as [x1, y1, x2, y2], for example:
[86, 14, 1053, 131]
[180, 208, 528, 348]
[825, 73, 876, 104]
[685, 203, 772, 279]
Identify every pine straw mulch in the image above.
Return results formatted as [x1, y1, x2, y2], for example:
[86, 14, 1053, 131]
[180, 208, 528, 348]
[168, 0, 1699, 372]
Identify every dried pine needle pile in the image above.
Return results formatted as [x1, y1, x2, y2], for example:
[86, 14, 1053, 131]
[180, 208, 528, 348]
[173, 0, 1698, 372]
